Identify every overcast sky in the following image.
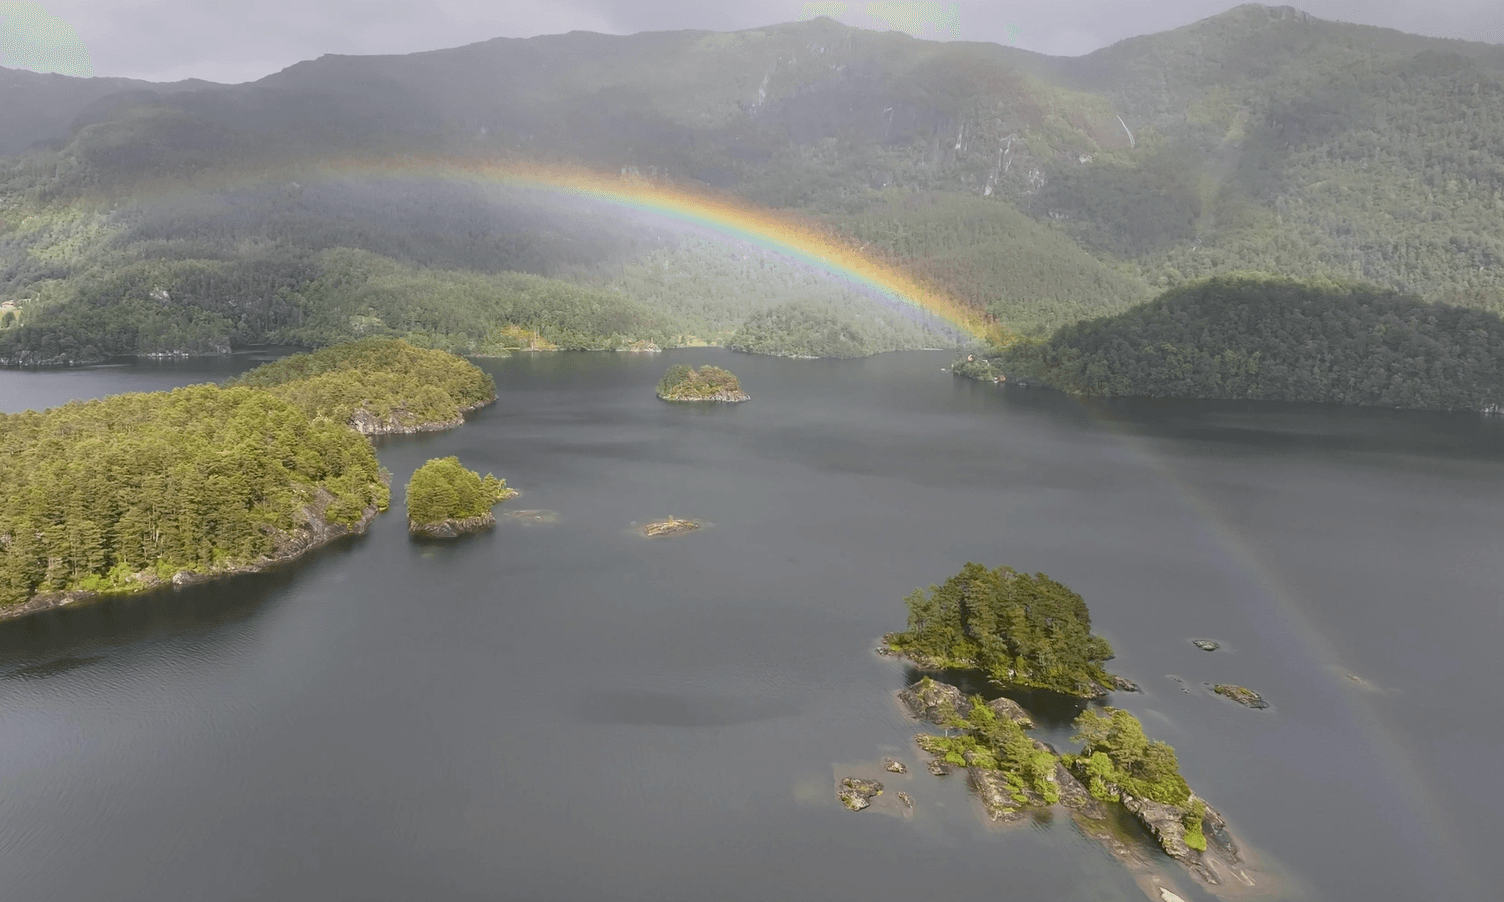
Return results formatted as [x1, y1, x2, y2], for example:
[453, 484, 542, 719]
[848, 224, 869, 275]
[2, 1, 1501, 84]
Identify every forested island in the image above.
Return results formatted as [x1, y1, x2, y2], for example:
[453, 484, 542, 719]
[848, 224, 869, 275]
[231, 338, 497, 433]
[879, 562, 1257, 893]
[656, 365, 749, 402]
[0, 340, 496, 620]
[883, 562, 1121, 697]
[956, 275, 1504, 411]
[406, 457, 516, 538]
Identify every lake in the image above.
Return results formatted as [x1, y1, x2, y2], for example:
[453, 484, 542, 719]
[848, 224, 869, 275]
[2, 348, 1500, 902]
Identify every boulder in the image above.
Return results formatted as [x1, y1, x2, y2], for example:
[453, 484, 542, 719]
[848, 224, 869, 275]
[1122, 795, 1193, 862]
[895, 791, 913, 808]
[1107, 674, 1142, 692]
[1054, 761, 1107, 819]
[882, 757, 908, 774]
[1191, 639, 1220, 652]
[986, 696, 1035, 728]
[838, 777, 884, 811]
[898, 678, 966, 725]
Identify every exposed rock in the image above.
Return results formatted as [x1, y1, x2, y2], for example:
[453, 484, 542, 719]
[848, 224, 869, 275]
[925, 757, 953, 776]
[968, 767, 1026, 822]
[409, 512, 496, 539]
[657, 388, 750, 403]
[883, 757, 908, 774]
[1212, 684, 1268, 709]
[897, 677, 965, 725]
[639, 518, 702, 537]
[1122, 794, 1194, 862]
[986, 695, 1035, 727]
[1199, 801, 1241, 862]
[895, 791, 913, 808]
[1107, 674, 1142, 692]
[348, 398, 491, 436]
[1054, 761, 1107, 818]
[838, 777, 883, 811]
[1191, 639, 1220, 652]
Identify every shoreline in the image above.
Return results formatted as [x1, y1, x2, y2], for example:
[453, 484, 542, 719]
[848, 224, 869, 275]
[0, 490, 387, 625]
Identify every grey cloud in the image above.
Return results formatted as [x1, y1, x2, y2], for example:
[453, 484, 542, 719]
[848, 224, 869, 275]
[14, 1, 1504, 84]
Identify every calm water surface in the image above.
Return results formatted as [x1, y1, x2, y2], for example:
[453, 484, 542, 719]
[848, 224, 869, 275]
[1, 349, 1500, 902]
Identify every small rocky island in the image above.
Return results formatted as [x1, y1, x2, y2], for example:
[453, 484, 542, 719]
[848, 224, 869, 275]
[872, 562, 1266, 898]
[1212, 684, 1268, 709]
[656, 364, 749, 402]
[406, 456, 517, 538]
[637, 517, 702, 538]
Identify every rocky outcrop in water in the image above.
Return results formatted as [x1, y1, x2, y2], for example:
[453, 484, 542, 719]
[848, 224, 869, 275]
[897, 677, 965, 724]
[639, 518, 702, 537]
[1212, 685, 1268, 708]
[1191, 639, 1221, 652]
[838, 778, 884, 811]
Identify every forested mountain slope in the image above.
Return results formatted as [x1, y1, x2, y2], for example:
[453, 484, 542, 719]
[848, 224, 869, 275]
[1, 4, 1501, 361]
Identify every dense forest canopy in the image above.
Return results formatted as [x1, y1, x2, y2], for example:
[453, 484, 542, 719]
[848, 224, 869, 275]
[0, 384, 387, 607]
[1069, 708, 1193, 807]
[405, 457, 512, 528]
[2, 5, 1504, 370]
[966, 274, 1504, 410]
[230, 337, 497, 429]
[886, 562, 1116, 697]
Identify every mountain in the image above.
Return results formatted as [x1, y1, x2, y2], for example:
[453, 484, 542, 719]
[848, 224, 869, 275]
[0, 67, 219, 156]
[1, 4, 1502, 361]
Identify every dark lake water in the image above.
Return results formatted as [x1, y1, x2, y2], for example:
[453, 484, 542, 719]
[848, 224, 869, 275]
[2, 349, 1501, 902]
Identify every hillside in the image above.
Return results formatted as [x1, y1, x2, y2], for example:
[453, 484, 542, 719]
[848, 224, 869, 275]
[970, 274, 1504, 411]
[1, 5, 1502, 361]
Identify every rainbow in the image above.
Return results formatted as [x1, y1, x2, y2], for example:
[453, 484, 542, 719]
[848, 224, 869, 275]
[310, 157, 995, 341]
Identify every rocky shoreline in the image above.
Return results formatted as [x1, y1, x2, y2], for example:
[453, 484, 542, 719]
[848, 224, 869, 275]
[0, 480, 389, 624]
[350, 397, 495, 435]
[409, 512, 497, 538]
[886, 675, 1264, 897]
[656, 387, 750, 403]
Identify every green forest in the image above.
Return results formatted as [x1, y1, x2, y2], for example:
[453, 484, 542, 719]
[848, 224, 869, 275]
[0, 384, 388, 607]
[963, 274, 1504, 410]
[3, 5, 1504, 384]
[405, 457, 513, 529]
[0, 339, 500, 610]
[915, 688, 1061, 805]
[231, 337, 497, 429]
[885, 562, 1116, 697]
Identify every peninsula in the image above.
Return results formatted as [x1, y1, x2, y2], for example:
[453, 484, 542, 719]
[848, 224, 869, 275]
[407, 457, 517, 538]
[656, 364, 749, 402]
